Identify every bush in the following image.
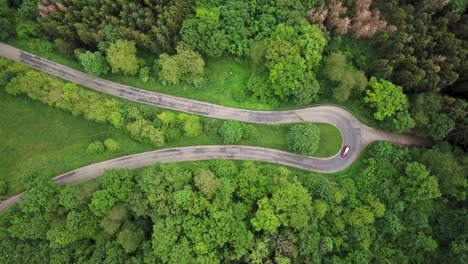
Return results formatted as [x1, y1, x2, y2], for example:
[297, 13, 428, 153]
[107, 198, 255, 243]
[74, 48, 85, 60]
[219, 120, 243, 144]
[16, 20, 39, 39]
[79, 51, 109, 77]
[54, 39, 75, 57]
[287, 123, 320, 155]
[27, 38, 53, 53]
[241, 124, 259, 140]
[104, 138, 120, 152]
[139, 67, 151, 82]
[181, 115, 202, 137]
[231, 87, 247, 102]
[87, 141, 105, 155]
[204, 119, 222, 136]
[0, 180, 7, 196]
[163, 128, 182, 143]
[157, 111, 177, 128]
[157, 43, 205, 87]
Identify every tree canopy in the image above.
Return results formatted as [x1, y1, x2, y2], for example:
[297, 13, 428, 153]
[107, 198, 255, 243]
[365, 77, 407, 121]
[79, 51, 109, 77]
[106, 40, 139, 76]
[1, 142, 466, 263]
[287, 123, 321, 155]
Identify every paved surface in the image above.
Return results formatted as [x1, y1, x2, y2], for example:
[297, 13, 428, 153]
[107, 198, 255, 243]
[0, 43, 434, 211]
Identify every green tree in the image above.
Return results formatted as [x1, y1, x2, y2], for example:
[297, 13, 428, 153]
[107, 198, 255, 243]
[181, 8, 229, 57]
[365, 77, 407, 121]
[100, 204, 128, 235]
[181, 114, 202, 137]
[158, 111, 177, 128]
[426, 113, 455, 140]
[87, 141, 105, 155]
[242, 124, 259, 140]
[106, 40, 139, 76]
[104, 138, 120, 152]
[139, 67, 151, 82]
[401, 162, 441, 202]
[100, 169, 134, 202]
[15, 20, 39, 39]
[385, 111, 416, 133]
[248, 21, 326, 105]
[419, 146, 467, 201]
[0, 0, 14, 41]
[194, 169, 220, 200]
[293, 72, 321, 105]
[158, 43, 205, 87]
[79, 51, 109, 77]
[219, 120, 243, 144]
[117, 224, 144, 253]
[322, 52, 368, 102]
[251, 198, 281, 234]
[16, 0, 39, 21]
[89, 190, 115, 217]
[287, 123, 320, 155]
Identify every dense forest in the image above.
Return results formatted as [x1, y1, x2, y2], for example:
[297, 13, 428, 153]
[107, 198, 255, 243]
[0, 0, 467, 263]
[1, 0, 466, 149]
[0, 142, 466, 263]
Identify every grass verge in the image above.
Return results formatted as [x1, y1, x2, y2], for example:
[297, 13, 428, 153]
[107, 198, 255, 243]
[0, 89, 342, 197]
[325, 142, 375, 179]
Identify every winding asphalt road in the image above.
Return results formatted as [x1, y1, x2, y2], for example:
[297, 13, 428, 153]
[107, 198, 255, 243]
[0, 43, 433, 210]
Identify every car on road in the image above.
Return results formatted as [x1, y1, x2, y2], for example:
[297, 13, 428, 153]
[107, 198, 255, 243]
[341, 146, 350, 158]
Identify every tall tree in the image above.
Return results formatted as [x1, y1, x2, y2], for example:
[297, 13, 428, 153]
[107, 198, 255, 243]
[0, 0, 15, 40]
[106, 40, 139, 76]
[365, 77, 407, 121]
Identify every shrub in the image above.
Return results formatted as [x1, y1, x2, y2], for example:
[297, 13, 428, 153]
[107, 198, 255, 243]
[157, 111, 177, 128]
[241, 124, 259, 140]
[163, 128, 182, 143]
[0, 180, 7, 196]
[16, 20, 39, 39]
[231, 87, 247, 102]
[287, 123, 320, 155]
[87, 141, 105, 155]
[104, 138, 120, 152]
[74, 48, 85, 60]
[139, 67, 151, 82]
[79, 51, 109, 77]
[204, 119, 222, 136]
[27, 38, 53, 53]
[182, 115, 203, 137]
[54, 39, 75, 57]
[157, 43, 205, 87]
[219, 120, 243, 144]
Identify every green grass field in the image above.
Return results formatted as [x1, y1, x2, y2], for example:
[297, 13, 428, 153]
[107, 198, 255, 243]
[0, 88, 342, 197]
[0, 88, 153, 195]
